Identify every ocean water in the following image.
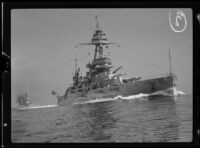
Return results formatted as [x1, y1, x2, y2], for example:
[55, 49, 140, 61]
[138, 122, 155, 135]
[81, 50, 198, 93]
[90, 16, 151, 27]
[11, 90, 192, 143]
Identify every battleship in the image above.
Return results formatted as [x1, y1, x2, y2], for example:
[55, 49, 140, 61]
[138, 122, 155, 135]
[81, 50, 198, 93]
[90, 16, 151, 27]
[52, 16, 177, 106]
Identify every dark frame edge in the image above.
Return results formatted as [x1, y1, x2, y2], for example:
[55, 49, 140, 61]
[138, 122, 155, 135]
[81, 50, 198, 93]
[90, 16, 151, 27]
[2, 1, 200, 148]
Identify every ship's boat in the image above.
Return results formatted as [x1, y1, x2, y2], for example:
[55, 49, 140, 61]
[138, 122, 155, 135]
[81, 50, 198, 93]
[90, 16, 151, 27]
[52, 16, 177, 106]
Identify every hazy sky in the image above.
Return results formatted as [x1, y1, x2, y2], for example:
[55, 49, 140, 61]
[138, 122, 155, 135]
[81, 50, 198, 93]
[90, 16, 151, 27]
[11, 9, 192, 107]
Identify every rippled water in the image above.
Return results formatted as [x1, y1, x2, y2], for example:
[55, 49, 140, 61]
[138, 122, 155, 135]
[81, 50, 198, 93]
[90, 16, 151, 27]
[11, 93, 192, 143]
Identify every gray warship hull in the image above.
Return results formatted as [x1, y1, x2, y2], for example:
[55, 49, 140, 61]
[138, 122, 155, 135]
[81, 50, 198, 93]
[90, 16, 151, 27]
[57, 75, 175, 106]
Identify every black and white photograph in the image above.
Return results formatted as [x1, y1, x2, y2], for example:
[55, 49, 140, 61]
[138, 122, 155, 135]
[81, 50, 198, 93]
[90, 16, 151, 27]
[2, 5, 198, 144]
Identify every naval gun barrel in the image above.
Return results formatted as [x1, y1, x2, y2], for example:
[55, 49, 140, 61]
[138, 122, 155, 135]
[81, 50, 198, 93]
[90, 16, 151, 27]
[112, 66, 122, 74]
[126, 76, 142, 81]
[112, 73, 127, 78]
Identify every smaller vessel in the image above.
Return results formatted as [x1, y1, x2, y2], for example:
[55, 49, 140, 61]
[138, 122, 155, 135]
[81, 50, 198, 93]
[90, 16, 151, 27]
[16, 93, 33, 108]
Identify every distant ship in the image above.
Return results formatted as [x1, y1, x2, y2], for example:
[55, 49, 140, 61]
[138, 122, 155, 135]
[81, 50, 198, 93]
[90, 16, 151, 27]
[52, 16, 177, 106]
[17, 93, 33, 108]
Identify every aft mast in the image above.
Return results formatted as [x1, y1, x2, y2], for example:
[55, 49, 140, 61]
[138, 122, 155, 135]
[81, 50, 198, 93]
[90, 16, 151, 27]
[168, 48, 172, 75]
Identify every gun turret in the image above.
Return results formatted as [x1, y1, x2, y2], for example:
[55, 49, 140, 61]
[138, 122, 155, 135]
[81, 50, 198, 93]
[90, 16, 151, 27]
[112, 73, 127, 78]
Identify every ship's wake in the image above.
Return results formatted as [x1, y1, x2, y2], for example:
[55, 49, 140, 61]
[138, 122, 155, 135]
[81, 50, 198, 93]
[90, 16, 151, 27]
[75, 87, 186, 105]
[19, 104, 57, 110]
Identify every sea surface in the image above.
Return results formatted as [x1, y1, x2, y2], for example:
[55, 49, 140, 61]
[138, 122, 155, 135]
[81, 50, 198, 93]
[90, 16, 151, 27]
[11, 90, 192, 143]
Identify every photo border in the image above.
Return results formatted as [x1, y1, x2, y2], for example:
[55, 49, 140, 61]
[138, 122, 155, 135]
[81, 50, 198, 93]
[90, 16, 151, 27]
[2, 1, 199, 147]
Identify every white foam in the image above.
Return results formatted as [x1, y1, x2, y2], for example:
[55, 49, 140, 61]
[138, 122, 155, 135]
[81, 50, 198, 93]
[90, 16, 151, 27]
[75, 97, 118, 105]
[117, 94, 149, 100]
[19, 104, 57, 110]
[150, 87, 186, 97]
[173, 87, 186, 96]
[74, 87, 186, 105]
[74, 93, 149, 105]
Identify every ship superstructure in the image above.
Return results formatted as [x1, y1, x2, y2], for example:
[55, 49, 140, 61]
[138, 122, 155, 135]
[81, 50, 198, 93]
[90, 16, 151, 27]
[52, 16, 176, 106]
[69, 16, 123, 91]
